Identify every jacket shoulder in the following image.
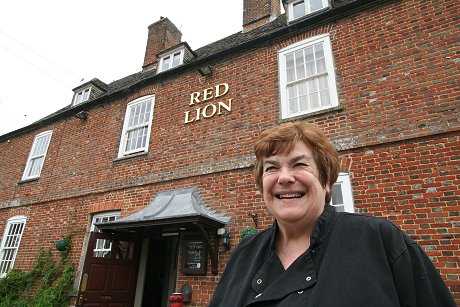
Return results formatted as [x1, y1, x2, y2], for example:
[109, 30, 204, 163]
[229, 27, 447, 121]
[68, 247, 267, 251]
[334, 212, 415, 263]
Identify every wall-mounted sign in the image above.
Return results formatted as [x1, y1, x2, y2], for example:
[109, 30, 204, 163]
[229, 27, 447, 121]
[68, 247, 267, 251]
[182, 239, 207, 275]
[184, 83, 233, 124]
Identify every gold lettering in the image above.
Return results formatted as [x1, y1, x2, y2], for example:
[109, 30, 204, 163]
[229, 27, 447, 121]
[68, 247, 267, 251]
[185, 84, 233, 124]
[184, 110, 194, 124]
[215, 83, 229, 98]
[195, 107, 201, 121]
[190, 91, 201, 105]
[202, 104, 217, 118]
[202, 87, 214, 102]
[217, 98, 232, 114]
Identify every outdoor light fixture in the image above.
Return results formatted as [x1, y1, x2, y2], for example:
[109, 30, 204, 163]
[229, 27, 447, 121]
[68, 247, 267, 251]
[75, 111, 89, 120]
[197, 65, 213, 76]
[218, 228, 231, 251]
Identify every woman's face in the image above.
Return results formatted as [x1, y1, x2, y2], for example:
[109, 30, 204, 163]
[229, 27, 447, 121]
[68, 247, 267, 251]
[262, 141, 329, 228]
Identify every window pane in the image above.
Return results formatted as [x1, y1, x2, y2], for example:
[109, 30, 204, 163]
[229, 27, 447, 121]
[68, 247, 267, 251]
[76, 93, 83, 104]
[286, 53, 294, 68]
[83, 89, 90, 101]
[332, 183, 344, 205]
[310, 0, 325, 13]
[295, 50, 305, 79]
[162, 55, 171, 71]
[287, 67, 296, 83]
[116, 241, 134, 260]
[314, 44, 326, 73]
[305, 46, 315, 77]
[293, 1, 306, 19]
[318, 76, 331, 107]
[172, 52, 181, 68]
[93, 239, 111, 258]
[289, 97, 298, 115]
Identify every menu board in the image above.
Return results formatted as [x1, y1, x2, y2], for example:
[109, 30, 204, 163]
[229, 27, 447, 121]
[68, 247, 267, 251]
[183, 239, 207, 275]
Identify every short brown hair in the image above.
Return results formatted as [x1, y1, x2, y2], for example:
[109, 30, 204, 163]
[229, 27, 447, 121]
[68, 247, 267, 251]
[254, 122, 340, 204]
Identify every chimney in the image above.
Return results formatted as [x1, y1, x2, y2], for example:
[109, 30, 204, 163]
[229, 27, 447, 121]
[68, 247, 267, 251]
[243, 0, 281, 32]
[142, 17, 182, 71]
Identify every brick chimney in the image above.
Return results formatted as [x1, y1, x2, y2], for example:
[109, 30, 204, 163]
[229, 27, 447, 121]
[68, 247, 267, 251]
[142, 17, 182, 71]
[243, 0, 281, 32]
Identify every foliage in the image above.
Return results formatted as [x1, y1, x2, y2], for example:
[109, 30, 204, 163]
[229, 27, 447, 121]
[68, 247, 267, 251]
[0, 236, 75, 307]
[240, 226, 257, 239]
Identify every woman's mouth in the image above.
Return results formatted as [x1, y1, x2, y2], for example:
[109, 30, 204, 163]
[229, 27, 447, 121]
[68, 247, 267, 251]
[276, 193, 305, 199]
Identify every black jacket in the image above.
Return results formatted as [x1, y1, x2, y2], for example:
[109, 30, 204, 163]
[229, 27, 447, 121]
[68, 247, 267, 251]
[209, 206, 456, 306]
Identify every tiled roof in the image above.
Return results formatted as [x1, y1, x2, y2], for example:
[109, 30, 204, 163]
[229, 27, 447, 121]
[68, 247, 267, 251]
[0, 0, 392, 139]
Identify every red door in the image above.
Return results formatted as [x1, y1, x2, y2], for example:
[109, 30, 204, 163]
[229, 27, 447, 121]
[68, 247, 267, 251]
[77, 232, 141, 307]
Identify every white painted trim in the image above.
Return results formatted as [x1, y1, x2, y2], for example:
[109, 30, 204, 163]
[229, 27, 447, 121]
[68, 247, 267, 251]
[21, 130, 53, 180]
[117, 95, 155, 158]
[0, 215, 27, 277]
[278, 34, 339, 119]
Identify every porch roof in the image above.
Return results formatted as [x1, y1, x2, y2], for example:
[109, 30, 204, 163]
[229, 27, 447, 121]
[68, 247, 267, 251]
[95, 186, 230, 236]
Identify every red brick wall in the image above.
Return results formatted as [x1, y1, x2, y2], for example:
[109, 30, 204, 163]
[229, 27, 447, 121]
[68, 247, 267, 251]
[0, 0, 458, 304]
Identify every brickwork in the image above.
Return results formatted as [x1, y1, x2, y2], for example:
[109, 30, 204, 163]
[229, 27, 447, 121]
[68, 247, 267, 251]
[0, 0, 458, 305]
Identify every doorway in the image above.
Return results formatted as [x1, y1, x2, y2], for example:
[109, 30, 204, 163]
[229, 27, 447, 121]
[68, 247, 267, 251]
[141, 238, 178, 307]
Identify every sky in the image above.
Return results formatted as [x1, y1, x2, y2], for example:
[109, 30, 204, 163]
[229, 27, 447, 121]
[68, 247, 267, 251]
[0, 1, 245, 136]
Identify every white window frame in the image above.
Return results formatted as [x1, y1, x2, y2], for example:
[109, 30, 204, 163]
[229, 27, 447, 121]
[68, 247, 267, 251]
[330, 173, 354, 213]
[286, 0, 329, 22]
[91, 212, 120, 258]
[278, 34, 339, 119]
[118, 95, 155, 158]
[22, 130, 53, 180]
[0, 215, 27, 277]
[90, 211, 121, 232]
[73, 87, 92, 105]
[157, 48, 185, 73]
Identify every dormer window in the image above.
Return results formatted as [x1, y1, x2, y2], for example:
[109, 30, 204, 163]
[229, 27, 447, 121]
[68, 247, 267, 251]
[158, 48, 184, 72]
[287, 0, 329, 22]
[73, 87, 91, 106]
[71, 79, 108, 107]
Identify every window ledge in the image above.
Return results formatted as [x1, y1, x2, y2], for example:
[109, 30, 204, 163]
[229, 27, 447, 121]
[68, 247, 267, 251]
[18, 177, 40, 185]
[280, 106, 343, 122]
[113, 151, 148, 163]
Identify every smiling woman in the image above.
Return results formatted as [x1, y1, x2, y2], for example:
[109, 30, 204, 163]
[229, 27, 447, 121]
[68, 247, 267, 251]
[209, 122, 456, 307]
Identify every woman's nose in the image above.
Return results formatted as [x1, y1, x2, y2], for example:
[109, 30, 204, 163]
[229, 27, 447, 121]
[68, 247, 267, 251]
[277, 167, 295, 184]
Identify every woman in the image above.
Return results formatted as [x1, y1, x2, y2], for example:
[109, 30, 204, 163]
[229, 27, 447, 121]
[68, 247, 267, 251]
[209, 122, 455, 306]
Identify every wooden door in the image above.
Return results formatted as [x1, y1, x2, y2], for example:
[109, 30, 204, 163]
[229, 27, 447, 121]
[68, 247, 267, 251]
[77, 232, 141, 307]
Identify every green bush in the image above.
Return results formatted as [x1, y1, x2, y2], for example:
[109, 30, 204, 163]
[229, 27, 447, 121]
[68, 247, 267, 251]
[0, 243, 75, 307]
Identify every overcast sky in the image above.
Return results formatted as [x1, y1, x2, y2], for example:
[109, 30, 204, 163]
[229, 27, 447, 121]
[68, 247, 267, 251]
[0, 1, 245, 136]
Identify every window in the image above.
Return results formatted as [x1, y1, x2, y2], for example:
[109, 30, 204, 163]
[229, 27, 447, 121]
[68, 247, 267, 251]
[22, 130, 53, 180]
[0, 216, 27, 277]
[287, 0, 329, 21]
[330, 173, 354, 213]
[158, 49, 184, 72]
[118, 95, 155, 157]
[278, 34, 338, 119]
[91, 212, 120, 258]
[73, 87, 91, 105]
[91, 212, 120, 232]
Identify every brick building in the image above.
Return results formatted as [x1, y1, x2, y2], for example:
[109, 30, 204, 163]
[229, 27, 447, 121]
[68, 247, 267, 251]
[0, 0, 458, 306]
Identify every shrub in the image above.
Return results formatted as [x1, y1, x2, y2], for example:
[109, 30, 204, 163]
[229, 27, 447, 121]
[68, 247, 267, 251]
[0, 239, 75, 307]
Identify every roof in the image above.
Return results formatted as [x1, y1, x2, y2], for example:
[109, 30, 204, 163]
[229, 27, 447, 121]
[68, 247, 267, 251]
[96, 187, 230, 235]
[0, 0, 393, 141]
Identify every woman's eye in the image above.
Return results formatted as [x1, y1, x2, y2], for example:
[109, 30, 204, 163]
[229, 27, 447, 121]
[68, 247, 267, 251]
[264, 166, 277, 172]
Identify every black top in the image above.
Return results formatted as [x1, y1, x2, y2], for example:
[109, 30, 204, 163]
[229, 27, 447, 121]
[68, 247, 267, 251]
[209, 205, 456, 306]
